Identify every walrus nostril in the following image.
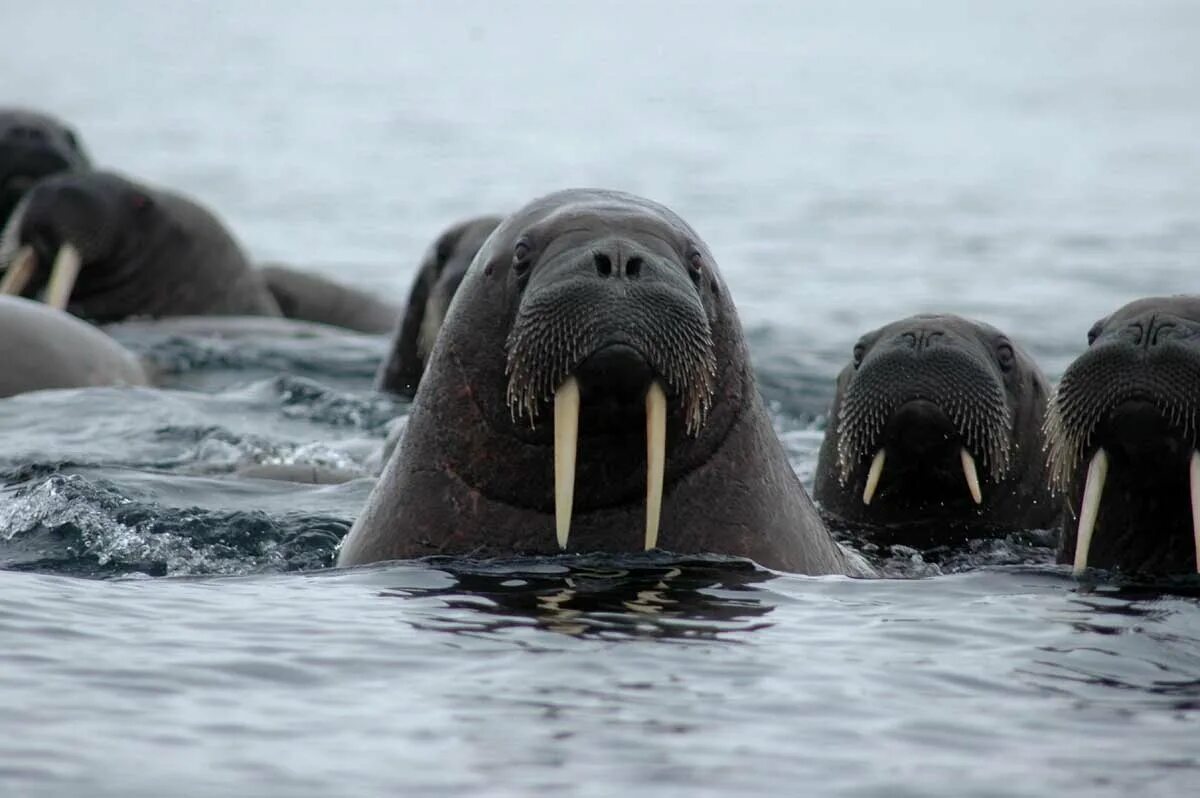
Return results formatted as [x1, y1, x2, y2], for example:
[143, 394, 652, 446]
[625, 256, 643, 278]
[5, 125, 48, 144]
[594, 252, 612, 277]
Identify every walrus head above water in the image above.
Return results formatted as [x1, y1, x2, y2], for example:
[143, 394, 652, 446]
[814, 314, 1056, 545]
[339, 189, 852, 574]
[0, 108, 91, 228]
[376, 214, 504, 398]
[0, 170, 279, 321]
[1045, 296, 1200, 575]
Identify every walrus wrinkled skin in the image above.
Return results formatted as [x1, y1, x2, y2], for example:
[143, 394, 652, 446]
[0, 296, 147, 397]
[0, 170, 280, 322]
[815, 314, 1057, 546]
[376, 214, 502, 397]
[259, 263, 400, 334]
[340, 189, 853, 574]
[0, 108, 91, 228]
[1046, 296, 1200, 575]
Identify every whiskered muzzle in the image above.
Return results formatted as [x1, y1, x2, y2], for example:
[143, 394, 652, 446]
[1045, 348, 1200, 574]
[505, 283, 716, 554]
[835, 350, 1012, 504]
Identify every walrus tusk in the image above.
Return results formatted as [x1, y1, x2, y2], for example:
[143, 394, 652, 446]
[44, 243, 82, 311]
[554, 376, 581, 550]
[961, 448, 983, 505]
[645, 381, 667, 551]
[1190, 451, 1200, 574]
[862, 449, 886, 505]
[1073, 448, 1108, 575]
[0, 244, 36, 296]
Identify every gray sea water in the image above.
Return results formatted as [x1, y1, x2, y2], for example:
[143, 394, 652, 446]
[3, 1, 1200, 796]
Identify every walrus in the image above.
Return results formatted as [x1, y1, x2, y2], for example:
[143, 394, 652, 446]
[0, 295, 147, 397]
[0, 170, 281, 321]
[0, 108, 91, 229]
[1045, 296, 1200, 575]
[376, 214, 503, 397]
[259, 263, 400, 334]
[814, 314, 1057, 546]
[338, 189, 856, 574]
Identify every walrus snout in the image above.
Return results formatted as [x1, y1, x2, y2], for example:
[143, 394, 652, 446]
[1045, 299, 1200, 574]
[503, 232, 717, 554]
[504, 237, 716, 434]
[835, 324, 1012, 501]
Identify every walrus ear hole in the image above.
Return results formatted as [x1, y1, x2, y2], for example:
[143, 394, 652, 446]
[996, 343, 1015, 372]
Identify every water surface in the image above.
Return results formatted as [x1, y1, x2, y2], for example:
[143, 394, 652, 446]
[3, 1, 1200, 795]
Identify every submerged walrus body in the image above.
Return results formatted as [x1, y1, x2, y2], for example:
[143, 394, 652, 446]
[815, 314, 1057, 547]
[0, 170, 280, 322]
[260, 263, 400, 334]
[1046, 296, 1200, 575]
[340, 189, 856, 574]
[0, 295, 147, 397]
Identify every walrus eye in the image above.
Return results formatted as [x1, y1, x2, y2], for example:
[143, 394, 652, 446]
[996, 343, 1015, 372]
[1086, 322, 1103, 346]
[512, 239, 532, 274]
[852, 343, 866, 368]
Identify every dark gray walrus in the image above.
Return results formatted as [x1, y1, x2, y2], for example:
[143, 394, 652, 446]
[259, 263, 401, 334]
[814, 314, 1057, 547]
[0, 170, 281, 322]
[376, 214, 503, 397]
[1045, 296, 1200, 575]
[0, 295, 147, 397]
[339, 189, 858, 574]
[0, 108, 91, 229]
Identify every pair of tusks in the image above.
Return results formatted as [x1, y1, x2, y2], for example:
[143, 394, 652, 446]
[1073, 449, 1200, 575]
[0, 243, 82, 310]
[861, 447, 983, 506]
[554, 376, 667, 552]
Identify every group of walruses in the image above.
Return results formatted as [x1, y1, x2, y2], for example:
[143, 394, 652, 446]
[2, 108, 1197, 578]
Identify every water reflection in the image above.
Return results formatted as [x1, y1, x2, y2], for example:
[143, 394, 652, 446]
[1025, 579, 1200, 711]
[382, 554, 777, 640]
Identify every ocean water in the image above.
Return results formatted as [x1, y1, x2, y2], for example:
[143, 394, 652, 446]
[3, 1, 1200, 795]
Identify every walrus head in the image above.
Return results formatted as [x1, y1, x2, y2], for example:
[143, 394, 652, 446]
[0, 108, 91, 228]
[394, 189, 752, 554]
[376, 214, 504, 397]
[0, 171, 159, 314]
[1045, 296, 1200, 575]
[814, 314, 1052, 541]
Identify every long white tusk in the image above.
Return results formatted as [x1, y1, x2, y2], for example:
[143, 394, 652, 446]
[0, 244, 36, 296]
[862, 449, 886, 505]
[553, 376, 580, 550]
[1190, 451, 1200, 574]
[43, 242, 82, 311]
[961, 448, 983, 505]
[645, 381, 667, 551]
[1073, 448, 1108, 575]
